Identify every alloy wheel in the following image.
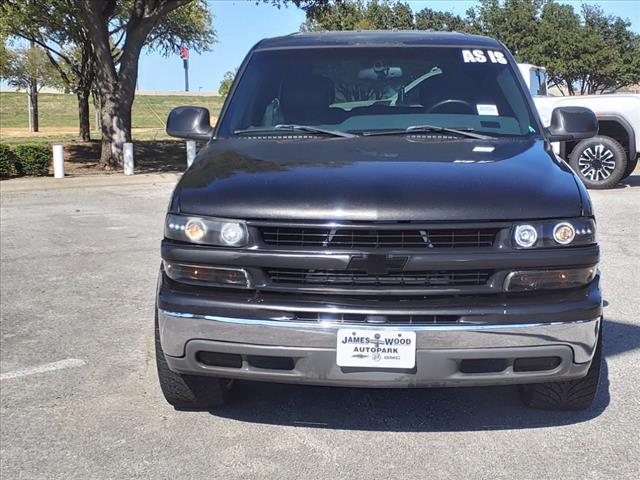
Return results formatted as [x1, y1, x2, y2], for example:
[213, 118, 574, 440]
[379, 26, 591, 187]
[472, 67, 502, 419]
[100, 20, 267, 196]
[578, 144, 616, 182]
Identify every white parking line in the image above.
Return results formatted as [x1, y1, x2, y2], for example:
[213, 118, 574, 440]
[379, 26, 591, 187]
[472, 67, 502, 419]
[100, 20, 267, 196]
[0, 359, 86, 380]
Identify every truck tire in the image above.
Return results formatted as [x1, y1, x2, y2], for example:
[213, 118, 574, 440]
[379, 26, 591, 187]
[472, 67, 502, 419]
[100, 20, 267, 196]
[519, 324, 602, 410]
[155, 310, 233, 409]
[569, 136, 627, 189]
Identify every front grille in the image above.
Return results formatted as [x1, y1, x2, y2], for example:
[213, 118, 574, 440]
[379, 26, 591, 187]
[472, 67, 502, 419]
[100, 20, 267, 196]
[288, 312, 459, 325]
[266, 268, 493, 288]
[259, 226, 498, 248]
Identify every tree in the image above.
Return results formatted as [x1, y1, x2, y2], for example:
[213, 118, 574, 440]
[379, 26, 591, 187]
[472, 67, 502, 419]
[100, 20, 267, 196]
[465, 0, 542, 60]
[414, 9, 467, 32]
[76, 0, 215, 168]
[301, 0, 369, 31]
[302, 0, 413, 31]
[531, 2, 585, 95]
[218, 68, 238, 97]
[578, 4, 640, 94]
[1, 0, 215, 159]
[0, 36, 11, 79]
[4, 44, 61, 132]
[302, 1, 470, 33]
[1, 0, 97, 140]
[466, 0, 640, 95]
[262, 0, 334, 17]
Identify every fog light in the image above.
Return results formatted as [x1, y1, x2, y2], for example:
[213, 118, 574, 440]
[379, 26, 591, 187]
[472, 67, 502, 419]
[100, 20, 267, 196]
[553, 222, 575, 245]
[220, 222, 246, 246]
[163, 261, 249, 288]
[514, 224, 538, 248]
[505, 266, 596, 292]
[184, 220, 207, 242]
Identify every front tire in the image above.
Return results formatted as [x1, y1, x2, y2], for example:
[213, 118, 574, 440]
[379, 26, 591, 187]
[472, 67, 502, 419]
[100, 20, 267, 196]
[569, 136, 627, 189]
[155, 310, 233, 409]
[519, 324, 602, 410]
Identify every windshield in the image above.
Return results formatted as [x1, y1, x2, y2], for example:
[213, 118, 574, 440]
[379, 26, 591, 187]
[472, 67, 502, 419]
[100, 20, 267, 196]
[217, 47, 539, 138]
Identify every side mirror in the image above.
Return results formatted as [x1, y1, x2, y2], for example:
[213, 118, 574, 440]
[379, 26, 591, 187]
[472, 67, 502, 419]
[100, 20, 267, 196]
[166, 106, 214, 141]
[546, 106, 598, 142]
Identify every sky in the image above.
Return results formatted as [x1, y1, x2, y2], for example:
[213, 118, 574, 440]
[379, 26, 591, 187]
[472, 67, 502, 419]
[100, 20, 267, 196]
[138, 0, 640, 93]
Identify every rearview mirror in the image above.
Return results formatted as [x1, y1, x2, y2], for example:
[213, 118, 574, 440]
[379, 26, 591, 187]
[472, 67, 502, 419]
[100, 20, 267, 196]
[166, 106, 214, 141]
[546, 106, 598, 142]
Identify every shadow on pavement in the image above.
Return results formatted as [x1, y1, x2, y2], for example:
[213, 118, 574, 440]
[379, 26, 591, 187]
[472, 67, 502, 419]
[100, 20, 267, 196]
[619, 172, 639, 188]
[63, 140, 191, 174]
[207, 319, 639, 431]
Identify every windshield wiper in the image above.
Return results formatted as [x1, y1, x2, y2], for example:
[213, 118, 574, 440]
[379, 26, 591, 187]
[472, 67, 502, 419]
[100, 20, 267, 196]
[234, 124, 356, 138]
[362, 124, 493, 140]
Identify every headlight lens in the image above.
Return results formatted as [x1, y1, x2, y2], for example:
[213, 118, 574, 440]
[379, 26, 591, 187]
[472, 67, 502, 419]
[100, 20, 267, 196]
[514, 224, 538, 248]
[185, 219, 207, 242]
[220, 222, 246, 246]
[553, 222, 575, 245]
[512, 218, 595, 249]
[166, 214, 248, 247]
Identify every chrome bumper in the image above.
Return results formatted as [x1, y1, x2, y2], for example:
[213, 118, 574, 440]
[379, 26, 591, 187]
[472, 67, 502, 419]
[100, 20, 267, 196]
[158, 309, 600, 388]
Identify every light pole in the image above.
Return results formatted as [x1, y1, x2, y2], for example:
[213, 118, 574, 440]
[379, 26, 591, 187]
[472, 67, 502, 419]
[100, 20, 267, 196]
[180, 47, 189, 92]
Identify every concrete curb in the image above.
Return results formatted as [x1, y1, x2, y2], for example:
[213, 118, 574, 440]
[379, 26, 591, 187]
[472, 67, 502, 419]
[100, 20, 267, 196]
[0, 172, 181, 194]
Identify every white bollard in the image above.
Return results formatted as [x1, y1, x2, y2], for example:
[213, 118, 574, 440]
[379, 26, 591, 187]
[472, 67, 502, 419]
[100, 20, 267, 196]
[186, 140, 196, 167]
[123, 142, 134, 175]
[52, 144, 64, 179]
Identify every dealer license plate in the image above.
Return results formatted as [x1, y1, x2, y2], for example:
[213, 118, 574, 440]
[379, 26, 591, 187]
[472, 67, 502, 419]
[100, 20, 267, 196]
[336, 329, 416, 369]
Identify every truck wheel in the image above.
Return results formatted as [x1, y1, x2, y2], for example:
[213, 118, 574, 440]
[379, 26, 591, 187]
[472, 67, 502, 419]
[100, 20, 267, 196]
[519, 325, 602, 410]
[569, 136, 627, 189]
[155, 311, 233, 409]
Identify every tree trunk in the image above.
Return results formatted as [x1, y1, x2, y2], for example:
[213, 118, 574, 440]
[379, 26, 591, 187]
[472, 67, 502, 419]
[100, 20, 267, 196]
[78, 0, 190, 168]
[77, 89, 91, 141]
[28, 83, 39, 132]
[564, 77, 575, 96]
[92, 89, 101, 130]
[98, 92, 132, 169]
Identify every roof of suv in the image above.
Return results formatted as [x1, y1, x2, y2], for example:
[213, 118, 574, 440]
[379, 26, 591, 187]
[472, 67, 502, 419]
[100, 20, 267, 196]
[254, 30, 502, 50]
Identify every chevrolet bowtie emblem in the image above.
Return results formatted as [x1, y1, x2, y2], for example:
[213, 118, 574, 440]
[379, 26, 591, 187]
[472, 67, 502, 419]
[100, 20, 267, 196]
[347, 255, 408, 275]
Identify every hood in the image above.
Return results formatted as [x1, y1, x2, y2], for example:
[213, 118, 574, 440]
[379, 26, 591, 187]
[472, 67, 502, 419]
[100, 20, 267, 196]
[173, 136, 582, 221]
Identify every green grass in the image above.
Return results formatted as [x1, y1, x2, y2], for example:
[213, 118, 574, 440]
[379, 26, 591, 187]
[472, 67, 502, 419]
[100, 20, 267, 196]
[0, 91, 225, 173]
[0, 91, 225, 134]
[0, 130, 173, 145]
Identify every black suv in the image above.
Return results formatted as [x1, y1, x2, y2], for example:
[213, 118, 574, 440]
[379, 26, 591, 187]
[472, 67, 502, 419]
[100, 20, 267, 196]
[156, 31, 602, 411]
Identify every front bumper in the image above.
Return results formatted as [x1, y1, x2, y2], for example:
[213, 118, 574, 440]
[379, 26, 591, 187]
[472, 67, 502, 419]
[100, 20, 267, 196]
[157, 275, 602, 387]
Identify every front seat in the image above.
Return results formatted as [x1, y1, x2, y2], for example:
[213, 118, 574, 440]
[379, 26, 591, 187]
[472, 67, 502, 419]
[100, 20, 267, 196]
[280, 75, 336, 124]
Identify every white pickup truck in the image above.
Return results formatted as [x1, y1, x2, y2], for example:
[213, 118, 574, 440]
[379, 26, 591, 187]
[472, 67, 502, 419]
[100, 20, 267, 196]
[519, 64, 640, 189]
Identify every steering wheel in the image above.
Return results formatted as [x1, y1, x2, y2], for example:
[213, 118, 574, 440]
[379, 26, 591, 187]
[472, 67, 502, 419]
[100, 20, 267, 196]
[427, 99, 475, 114]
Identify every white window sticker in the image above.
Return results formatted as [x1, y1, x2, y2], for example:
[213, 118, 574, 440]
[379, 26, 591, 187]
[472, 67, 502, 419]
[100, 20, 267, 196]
[473, 146, 496, 153]
[477, 104, 499, 116]
[462, 49, 508, 64]
[462, 49, 487, 63]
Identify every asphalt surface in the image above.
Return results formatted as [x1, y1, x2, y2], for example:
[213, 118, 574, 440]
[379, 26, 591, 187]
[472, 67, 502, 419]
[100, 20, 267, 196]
[1, 172, 639, 479]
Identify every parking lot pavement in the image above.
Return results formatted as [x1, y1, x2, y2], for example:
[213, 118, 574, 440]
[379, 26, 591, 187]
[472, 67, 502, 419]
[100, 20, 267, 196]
[1, 173, 639, 480]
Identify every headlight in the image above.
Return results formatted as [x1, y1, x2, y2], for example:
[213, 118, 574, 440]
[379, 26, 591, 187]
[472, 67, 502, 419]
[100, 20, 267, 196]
[512, 218, 595, 249]
[166, 214, 248, 247]
[514, 225, 538, 248]
[553, 222, 575, 245]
